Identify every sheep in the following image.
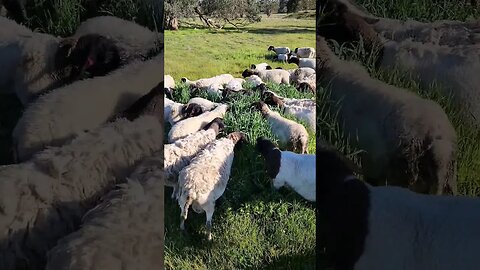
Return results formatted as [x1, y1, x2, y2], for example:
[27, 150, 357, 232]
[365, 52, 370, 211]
[251, 101, 309, 154]
[250, 63, 272, 71]
[131, 118, 225, 199]
[181, 74, 234, 90]
[245, 74, 264, 86]
[165, 74, 175, 99]
[277, 53, 289, 63]
[0, 109, 164, 270]
[45, 176, 164, 270]
[268, 45, 291, 55]
[177, 131, 246, 240]
[164, 97, 204, 126]
[316, 35, 457, 195]
[168, 104, 229, 143]
[12, 53, 164, 162]
[72, 16, 163, 62]
[262, 89, 315, 109]
[318, 0, 480, 127]
[287, 56, 316, 69]
[186, 97, 222, 112]
[224, 78, 245, 92]
[317, 146, 480, 270]
[294, 47, 316, 58]
[290, 67, 316, 93]
[241, 68, 290, 85]
[256, 137, 315, 201]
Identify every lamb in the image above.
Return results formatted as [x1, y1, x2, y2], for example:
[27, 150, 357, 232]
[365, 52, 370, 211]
[250, 63, 272, 71]
[318, 0, 480, 127]
[277, 53, 289, 63]
[165, 74, 175, 99]
[262, 91, 316, 132]
[268, 45, 291, 55]
[45, 176, 164, 270]
[251, 101, 309, 154]
[241, 68, 290, 85]
[72, 16, 163, 62]
[168, 104, 229, 143]
[131, 118, 225, 199]
[12, 53, 164, 162]
[316, 35, 457, 195]
[177, 131, 246, 240]
[317, 147, 480, 270]
[0, 105, 164, 270]
[287, 56, 316, 69]
[294, 47, 316, 58]
[181, 74, 234, 90]
[256, 137, 315, 201]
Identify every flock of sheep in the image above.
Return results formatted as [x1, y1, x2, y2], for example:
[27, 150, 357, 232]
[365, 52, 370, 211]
[318, 0, 480, 269]
[0, 14, 164, 270]
[163, 43, 317, 240]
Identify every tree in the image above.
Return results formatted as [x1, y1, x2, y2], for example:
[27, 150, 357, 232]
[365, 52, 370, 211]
[259, 0, 279, 17]
[285, 0, 314, 13]
[164, 0, 196, 30]
[196, 0, 261, 29]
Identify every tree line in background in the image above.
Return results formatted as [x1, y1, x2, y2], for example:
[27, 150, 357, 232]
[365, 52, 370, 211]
[164, 0, 315, 30]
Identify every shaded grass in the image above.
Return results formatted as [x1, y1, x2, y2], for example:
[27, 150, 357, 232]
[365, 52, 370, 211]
[165, 14, 315, 80]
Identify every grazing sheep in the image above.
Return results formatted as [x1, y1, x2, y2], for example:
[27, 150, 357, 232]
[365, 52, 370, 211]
[262, 89, 315, 109]
[168, 104, 229, 143]
[177, 131, 246, 240]
[12, 53, 164, 162]
[131, 118, 225, 199]
[181, 74, 234, 90]
[252, 101, 309, 154]
[294, 47, 316, 58]
[250, 63, 272, 71]
[256, 137, 315, 201]
[319, 0, 480, 127]
[268, 45, 291, 55]
[72, 16, 163, 62]
[242, 68, 290, 85]
[277, 53, 289, 63]
[0, 109, 164, 270]
[287, 56, 316, 69]
[45, 176, 164, 270]
[165, 74, 175, 99]
[317, 147, 480, 270]
[186, 97, 222, 112]
[316, 35, 457, 195]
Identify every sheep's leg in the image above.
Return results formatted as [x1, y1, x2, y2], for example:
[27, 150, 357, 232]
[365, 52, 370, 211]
[171, 184, 177, 199]
[204, 202, 215, 241]
[180, 196, 193, 230]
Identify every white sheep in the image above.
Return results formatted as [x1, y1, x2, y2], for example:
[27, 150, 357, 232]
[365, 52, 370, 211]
[252, 101, 309, 154]
[256, 137, 315, 201]
[287, 56, 316, 69]
[262, 89, 315, 109]
[316, 146, 480, 270]
[293, 47, 316, 58]
[224, 78, 246, 92]
[12, 53, 163, 162]
[72, 15, 162, 62]
[0, 114, 164, 270]
[316, 35, 457, 195]
[168, 104, 228, 143]
[277, 53, 289, 63]
[181, 74, 234, 90]
[245, 74, 264, 87]
[186, 97, 222, 112]
[45, 176, 164, 270]
[250, 63, 272, 71]
[241, 68, 290, 85]
[131, 118, 225, 199]
[177, 131, 246, 240]
[268, 45, 291, 55]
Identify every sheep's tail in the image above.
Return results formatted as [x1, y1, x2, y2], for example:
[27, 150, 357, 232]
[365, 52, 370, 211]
[296, 133, 309, 154]
[181, 194, 193, 220]
[424, 136, 458, 195]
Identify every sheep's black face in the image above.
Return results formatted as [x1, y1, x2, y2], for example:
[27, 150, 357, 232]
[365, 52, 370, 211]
[165, 87, 174, 99]
[268, 46, 275, 51]
[287, 56, 299, 64]
[180, 77, 188, 83]
[203, 117, 225, 133]
[250, 64, 257, 69]
[182, 103, 203, 118]
[254, 83, 268, 94]
[255, 137, 281, 179]
[294, 47, 299, 53]
[67, 34, 121, 81]
[242, 69, 255, 78]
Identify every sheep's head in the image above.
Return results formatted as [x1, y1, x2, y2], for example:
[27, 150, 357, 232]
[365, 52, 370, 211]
[287, 56, 299, 65]
[181, 103, 204, 118]
[298, 81, 316, 94]
[251, 101, 270, 116]
[180, 77, 189, 84]
[267, 45, 275, 51]
[203, 117, 225, 135]
[250, 64, 257, 69]
[165, 87, 174, 100]
[318, 0, 381, 49]
[262, 91, 284, 107]
[253, 83, 268, 94]
[242, 69, 258, 78]
[65, 34, 121, 81]
[228, 131, 247, 147]
[255, 136, 282, 180]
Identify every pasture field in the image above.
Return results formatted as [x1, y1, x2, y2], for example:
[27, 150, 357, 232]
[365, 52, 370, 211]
[164, 13, 317, 269]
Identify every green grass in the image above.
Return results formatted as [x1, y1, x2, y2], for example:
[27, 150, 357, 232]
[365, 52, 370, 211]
[164, 15, 317, 270]
[165, 13, 316, 80]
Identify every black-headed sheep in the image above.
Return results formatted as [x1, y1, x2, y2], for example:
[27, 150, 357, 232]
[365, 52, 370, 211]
[268, 45, 291, 55]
